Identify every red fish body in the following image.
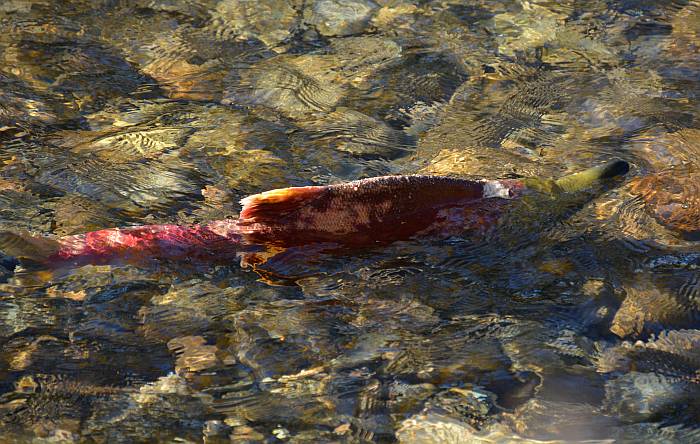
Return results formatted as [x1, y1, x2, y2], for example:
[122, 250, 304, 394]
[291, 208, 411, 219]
[1, 219, 242, 268]
[237, 175, 526, 248]
[55, 220, 242, 266]
[0, 160, 629, 270]
[38, 176, 523, 267]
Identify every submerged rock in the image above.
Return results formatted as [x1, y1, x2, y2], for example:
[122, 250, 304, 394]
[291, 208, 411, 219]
[82, 373, 215, 443]
[387, 381, 437, 415]
[74, 100, 294, 197]
[415, 70, 571, 178]
[58, 125, 193, 163]
[168, 336, 222, 375]
[486, 2, 617, 68]
[0, 37, 148, 113]
[611, 277, 700, 338]
[224, 36, 401, 120]
[630, 170, 700, 240]
[626, 129, 700, 240]
[0, 375, 125, 436]
[296, 107, 413, 159]
[34, 155, 201, 216]
[0, 184, 55, 234]
[397, 412, 480, 443]
[304, 0, 378, 37]
[370, 3, 418, 31]
[598, 330, 700, 422]
[140, 280, 245, 342]
[50, 195, 122, 236]
[97, 7, 266, 102]
[211, 0, 302, 47]
[504, 398, 618, 442]
[604, 372, 691, 422]
[664, 1, 700, 65]
[0, 73, 60, 130]
[354, 51, 466, 124]
[227, 303, 338, 379]
[204, 147, 290, 194]
[397, 407, 551, 444]
[597, 329, 700, 377]
[213, 364, 334, 427]
[615, 422, 700, 444]
[225, 55, 344, 118]
[423, 387, 498, 430]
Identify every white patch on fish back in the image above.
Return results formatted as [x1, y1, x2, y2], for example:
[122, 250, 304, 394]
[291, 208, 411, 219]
[482, 180, 512, 199]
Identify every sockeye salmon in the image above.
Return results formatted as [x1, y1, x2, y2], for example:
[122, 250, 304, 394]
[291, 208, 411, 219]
[0, 160, 629, 270]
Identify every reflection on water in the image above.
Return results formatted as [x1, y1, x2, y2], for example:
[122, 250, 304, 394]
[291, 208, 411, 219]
[1, 0, 700, 442]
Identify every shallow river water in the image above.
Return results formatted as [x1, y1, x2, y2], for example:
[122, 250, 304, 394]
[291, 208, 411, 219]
[0, 0, 699, 442]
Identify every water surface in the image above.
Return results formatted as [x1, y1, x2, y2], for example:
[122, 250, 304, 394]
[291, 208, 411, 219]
[1, 0, 699, 442]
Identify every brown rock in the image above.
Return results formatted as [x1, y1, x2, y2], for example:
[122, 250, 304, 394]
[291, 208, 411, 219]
[629, 171, 700, 239]
[628, 129, 700, 239]
[168, 335, 221, 374]
[611, 278, 700, 338]
[142, 58, 225, 101]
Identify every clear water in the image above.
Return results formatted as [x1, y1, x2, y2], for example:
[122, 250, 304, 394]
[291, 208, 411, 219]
[0, 0, 699, 442]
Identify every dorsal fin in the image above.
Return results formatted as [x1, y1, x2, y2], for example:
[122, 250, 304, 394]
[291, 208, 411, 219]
[239, 186, 326, 224]
[0, 231, 60, 262]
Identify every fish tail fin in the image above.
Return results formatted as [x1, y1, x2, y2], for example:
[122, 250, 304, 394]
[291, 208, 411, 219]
[0, 230, 59, 262]
[554, 159, 630, 193]
[239, 185, 325, 226]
